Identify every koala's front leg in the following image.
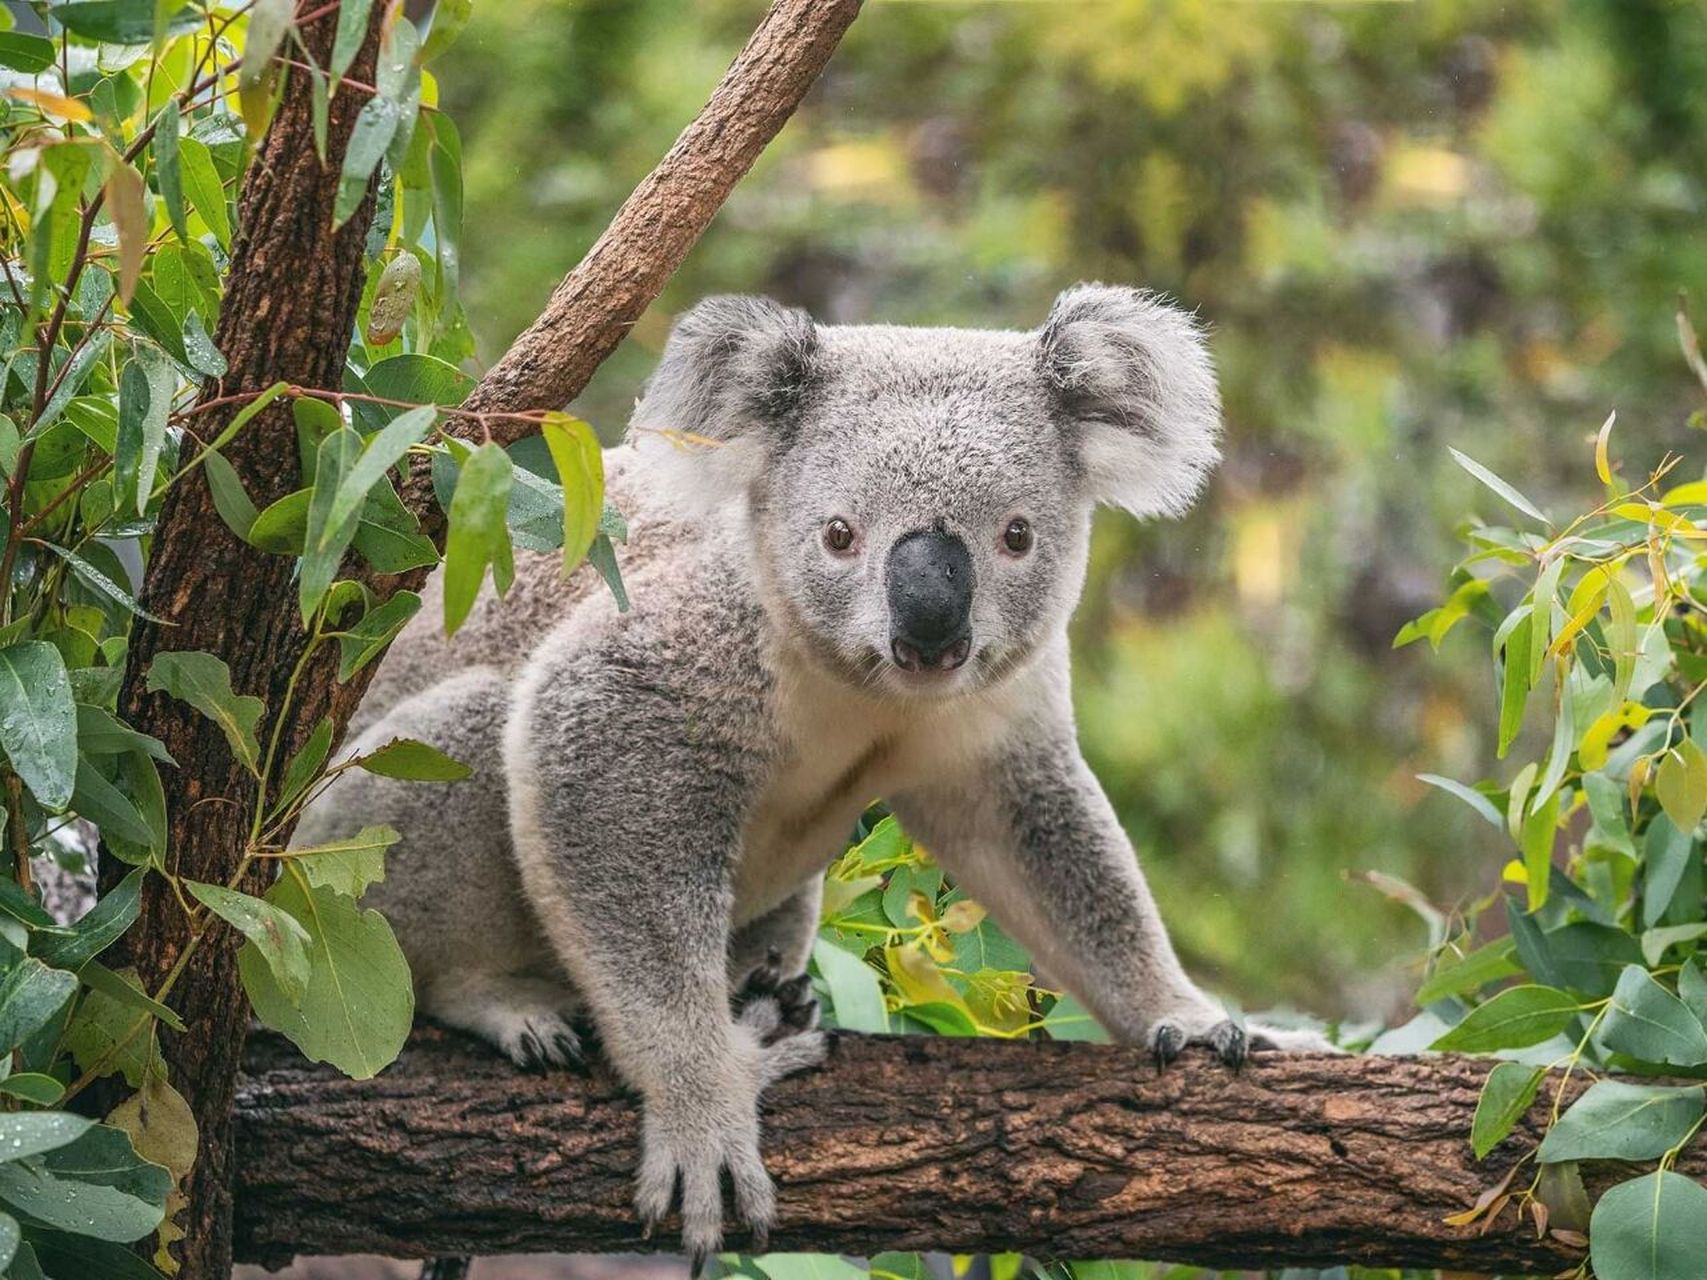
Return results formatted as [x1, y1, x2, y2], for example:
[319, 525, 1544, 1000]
[506, 701, 820, 1261]
[892, 726, 1323, 1065]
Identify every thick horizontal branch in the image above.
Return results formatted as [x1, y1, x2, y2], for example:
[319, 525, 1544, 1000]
[230, 1030, 1696, 1271]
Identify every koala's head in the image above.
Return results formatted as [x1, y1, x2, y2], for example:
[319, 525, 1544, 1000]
[629, 284, 1220, 700]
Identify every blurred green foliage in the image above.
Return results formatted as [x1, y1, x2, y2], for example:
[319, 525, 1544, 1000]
[438, 0, 1707, 1025]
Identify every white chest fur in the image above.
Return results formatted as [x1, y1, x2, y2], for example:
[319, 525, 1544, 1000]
[730, 648, 1044, 924]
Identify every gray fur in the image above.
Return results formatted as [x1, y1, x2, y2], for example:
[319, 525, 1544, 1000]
[305, 283, 1328, 1257]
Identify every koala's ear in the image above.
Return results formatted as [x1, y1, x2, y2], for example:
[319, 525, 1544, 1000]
[1037, 283, 1222, 519]
[628, 295, 819, 512]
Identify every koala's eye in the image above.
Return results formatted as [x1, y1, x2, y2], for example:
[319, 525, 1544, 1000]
[1003, 518, 1034, 555]
[824, 518, 856, 553]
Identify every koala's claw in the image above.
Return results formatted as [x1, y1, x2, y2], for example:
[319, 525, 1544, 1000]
[1150, 1020, 1187, 1070]
[634, 1111, 774, 1264]
[1149, 1017, 1248, 1071]
[500, 1011, 585, 1073]
[736, 965, 821, 1048]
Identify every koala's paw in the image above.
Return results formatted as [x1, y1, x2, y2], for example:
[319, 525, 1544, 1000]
[493, 1008, 586, 1073]
[635, 1105, 773, 1269]
[1149, 1013, 1248, 1071]
[736, 949, 821, 1040]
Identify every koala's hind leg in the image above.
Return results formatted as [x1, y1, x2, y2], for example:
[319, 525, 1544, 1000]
[424, 971, 585, 1071]
[728, 878, 823, 990]
[891, 723, 1335, 1066]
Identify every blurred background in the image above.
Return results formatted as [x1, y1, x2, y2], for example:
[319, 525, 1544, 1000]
[432, 0, 1707, 1031]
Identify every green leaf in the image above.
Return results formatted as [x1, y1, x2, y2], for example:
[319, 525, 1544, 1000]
[0, 1123, 169, 1243]
[334, 97, 404, 228]
[541, 412, 604, 572]
[1643, 815, 1694, 929]
[30, 867, 143, 972]
[1658, 738, 1707, 835]
[442, 441, 514, 635]
[239, 0, 293, 93]
[114, 345, 171, 515]
[1528, 556, 1564, 685]
[35, 332, 111, 433]
[80, 960, 183, 1033]
[324, 405, 436, 539]
[239, 872, 413, 1079]
[810, 937, 888, 1033]
[1608, 573, 1639, 705]
[1681, 958, 1707, 1028]
[1497, 612, 1532, 757]
[182, 309, 226, 378]
[24, 1233, 159, 1280]
[1590, 1172, 1707, 1280]
[0, 34, 56, 73]
[1543, 922, 1645, 999]
[588, 533, 629, 611]
[331, 0, 376, 79]
[152, 98, 186, 244]
[272, 715, 333, 818]
[0, 642, 76, 811]
[335, 590, 421, 680]
[144, 650, 263, 775]
[0, 958, 77, 1057]
[286, 824, 397, 898]
[1538, 1081, 1705, 1163]
[1470, 1061, 1544, 1160]
[177, 135, 230, 251]
[1521, 789, 1559, 913]
[1415, 938, 1521, 1005]
[187, 880, 312, 1007]
[70, 758, 156, 851]
[1602, 965, 1707, 1066]
[1449, 446, 1550, 524]
[351, 479, 439, 573]
[0, 1074, 64, 1107]
[1585, 770, 1637, 859]
[41, 543, 164, 623]
[246, 488, 311, 555]
[350, 354, 474, 431]
[420, 0, 471, 60]
[1429, 984, 1581, 1053]
[0, 1114, 90, 1164]
[1416, 773, 1502, 827]
[1040, 991, 1109, 1042]
[356, 738, 470, 782]
[64, 967, 164, 1089]
[202, 449, 259, 540]
[50, 1, 198, 43]
[300, 427, 365, 622]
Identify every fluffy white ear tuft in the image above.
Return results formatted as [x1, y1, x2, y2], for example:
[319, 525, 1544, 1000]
[625, 295, 819, 519]
[1037, 283, 1222, 519]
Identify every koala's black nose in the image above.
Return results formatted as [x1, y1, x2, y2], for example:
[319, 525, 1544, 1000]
[886, 528, 974, 673]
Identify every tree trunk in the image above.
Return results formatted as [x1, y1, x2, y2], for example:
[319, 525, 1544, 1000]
[102, 2, 857, 1272]
[107, 7, 387, 1275]
[231, 1030, 1681, 1273]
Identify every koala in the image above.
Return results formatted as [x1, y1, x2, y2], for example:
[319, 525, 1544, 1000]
[297, 283, 1331, 1262]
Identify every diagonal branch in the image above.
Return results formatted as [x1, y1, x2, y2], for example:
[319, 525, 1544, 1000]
[233, 1031, 1691, 1272]
[449, 0, 864, 439]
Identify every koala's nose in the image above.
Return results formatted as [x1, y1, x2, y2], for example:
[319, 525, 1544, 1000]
[886, 527, 974, 673]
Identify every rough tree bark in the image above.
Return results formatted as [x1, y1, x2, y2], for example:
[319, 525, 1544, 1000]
[101, 1, 860, 1275]
[232, 1031, 1692, 1273]
[106, 7, 388, 1276]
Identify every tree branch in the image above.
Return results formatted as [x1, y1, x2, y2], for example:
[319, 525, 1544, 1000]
[231, 1031, 1690, 1272]
[452, 0, 864, 439]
